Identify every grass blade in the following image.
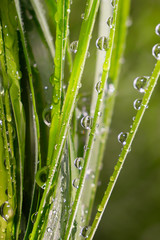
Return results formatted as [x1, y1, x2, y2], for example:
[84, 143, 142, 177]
[87, 60, 160, 240]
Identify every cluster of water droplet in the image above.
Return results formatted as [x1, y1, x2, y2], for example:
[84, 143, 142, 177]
[152, 23, 160, 60]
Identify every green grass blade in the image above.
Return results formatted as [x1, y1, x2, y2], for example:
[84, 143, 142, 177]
[84, 0, 131, 224]
[30, 0, 55, 59]
[13, 0, 43, 238]
[63, 0, 120, 238]
[47, 0, 70, 165]
[87, 60, 160, 240]
[30, 0, 100, 238]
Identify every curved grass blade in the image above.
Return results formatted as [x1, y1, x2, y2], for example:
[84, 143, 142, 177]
[84, 0, 131, 224]
[13, 0, 43, 238]
[0, 1, 26, 238]
[30, 0, 55, 59]
[63, 0, 120, 238]
[30, 0, 100, 239]
[87, 60, 160, 240]
[47, 0, 70, 165]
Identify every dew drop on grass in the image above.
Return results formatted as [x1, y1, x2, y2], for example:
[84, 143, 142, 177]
[0, 85, 4, 95]
[111, 0, 115, 7]
[81, 226, 91, 238]
[47, 227, 53, 233]
[95, 81, 102, 93]
[0, 202, 14, 222]
[133, 99, 142, 110]
[96, 36, 108, 51]
[81, 115, 93, 129]
[118, 132, 128, 145]
[110, 176, 114, 182]
[152, 43, 160, 60]
[42, 105, 53, 127]
[74, 157, 84, 170]
[70, 41, 78, 53]
[155, 23, 160, 36]
[133, 76, 149, 93]
[31, 212, 38, 223]
[81, 13, 85, 19]
[106, 16, 113, 28]
[72, 178, 79, 189]
[35, 166, 49, 189]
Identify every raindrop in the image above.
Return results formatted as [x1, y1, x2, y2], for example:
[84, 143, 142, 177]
[95, 81, 102, 93]
[133, 76, 149, 93]
[72, 178, 79, 189]
[118, 132, 128, 145]
[42, 105, 53, 127]
[110, 176, 114, 182]
[81, 13, 85, 19]
[152, 43, 160, 60]
[96, 36, 108, 51]
[0, 85, 4, 95]
[155, 23, 160, 36]
[81, 115, 93, 129]
[70, 41, 78, 53]
[31, 212, 38, 223]
[111, 0, 115, 7]
[81, 226, 91, 238]
[74, 157, 84, 170]
[98, 111, 102, 117]
[0, 202, 14, 222]
[0, 120, 2, 126]
[106, 16, 113, 28]
[35, 166, 49, 189]
[47, 227, 53, 233]
[108, 83, 115, 94]
[133, 99, 142, 110]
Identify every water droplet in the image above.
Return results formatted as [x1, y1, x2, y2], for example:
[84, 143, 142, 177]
[98, 111, 102, 117]
[47, 227, 53, 233]
[133, 99, 142, 110]
[95, 81, 102, 93]
[118, 132, 128, 145]
[0, 202, 14, 222]
[70, 41, 78, 53]
[81, 13, 85, 19]
[96, 36, 108, 51]
[35, 166, 49, 189]
[111, 0, 115, 7]
[81, 226, 91, 238]
[72, 178, 79, 189]
[152, 43, 160, 60]
[155, 23, 160, 36]
[42, 105, 53, 127]
[133, 76, 149, 93]
[110, 176, 114, 182]
[97, 204, 103, 212]
[108, 83, 115, 94]
[0, 85, 4, 95]
[81, 115, 93, 129]
[106, 16, 113, 28]
[74, 157, 84, 170]
[6, 115, 12, 123]
[31, 212, 38, 223]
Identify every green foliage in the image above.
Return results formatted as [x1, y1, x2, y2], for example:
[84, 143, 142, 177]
[0, 0, 159, 239]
